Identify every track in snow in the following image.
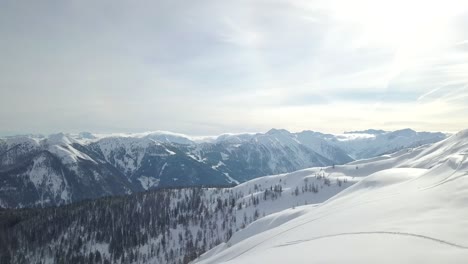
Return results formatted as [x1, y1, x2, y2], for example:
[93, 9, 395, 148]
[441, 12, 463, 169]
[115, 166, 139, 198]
[275, 231, 468, 249]
[418, 154, 468, 191]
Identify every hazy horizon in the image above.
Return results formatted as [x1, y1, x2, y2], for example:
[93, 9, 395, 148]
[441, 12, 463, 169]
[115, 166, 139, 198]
[0, 127, 454, 139]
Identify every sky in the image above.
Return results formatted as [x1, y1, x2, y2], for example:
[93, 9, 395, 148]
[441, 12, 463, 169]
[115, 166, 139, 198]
[1, 0, 468, 136]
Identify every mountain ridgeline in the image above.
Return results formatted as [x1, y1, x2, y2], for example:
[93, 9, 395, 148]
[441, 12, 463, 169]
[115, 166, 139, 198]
[0, 129, 445, 208]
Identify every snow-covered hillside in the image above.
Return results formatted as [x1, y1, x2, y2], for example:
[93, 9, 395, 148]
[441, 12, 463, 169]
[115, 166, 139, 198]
[0, 159, 357, 264]
[194, 129, 468, 264]
[331, 128, 447, 159]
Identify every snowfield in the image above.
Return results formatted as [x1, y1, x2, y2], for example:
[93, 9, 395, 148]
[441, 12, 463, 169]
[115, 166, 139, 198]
[194, 129, 468, 264]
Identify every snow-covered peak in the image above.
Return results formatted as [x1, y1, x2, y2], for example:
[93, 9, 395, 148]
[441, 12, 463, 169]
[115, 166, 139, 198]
[1, 135, 42, 148]
[0, 136, 42, 166]
[213, 133, 257, 144]
[254, 129, 298, 147]
[384, 128, 417, 139]
[67, 130, 198, 145]
[398, 128, 468, 168]
[143, 131, 195, 145]
[334, 133, 377, 141]
[266, 128, 290, 135]
[453, 128, 468, 139]
[46, 133, 76, 146]
[93, 135, 160, 150]
[77, 131, 97, 139]
[344, 129, 387, 135]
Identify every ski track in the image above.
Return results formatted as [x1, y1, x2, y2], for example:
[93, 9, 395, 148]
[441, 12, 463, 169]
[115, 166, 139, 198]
[223, 197, 400, 261]
[224, 170, 468, 263]
[418, 154, 468, 191]
[275, 231, 468, 249]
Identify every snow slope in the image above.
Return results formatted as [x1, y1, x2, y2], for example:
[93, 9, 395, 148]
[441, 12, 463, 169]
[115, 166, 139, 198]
[194, 129, 468, 264]
[332, 128, 446, 159]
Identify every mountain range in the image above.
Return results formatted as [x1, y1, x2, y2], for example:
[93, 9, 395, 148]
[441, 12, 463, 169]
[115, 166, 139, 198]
[1, 129, 466, 264]
[0, 128, 446, 208]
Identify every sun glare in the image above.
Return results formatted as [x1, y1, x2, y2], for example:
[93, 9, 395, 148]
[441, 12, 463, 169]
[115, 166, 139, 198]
[320, 0, 468, 88]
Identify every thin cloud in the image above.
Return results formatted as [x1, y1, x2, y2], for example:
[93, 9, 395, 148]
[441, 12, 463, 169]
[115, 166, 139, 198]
[0, 0, 468, 135]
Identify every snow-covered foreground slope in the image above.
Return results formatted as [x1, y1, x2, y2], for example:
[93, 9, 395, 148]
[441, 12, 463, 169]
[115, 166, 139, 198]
[194, 130, 468, 264]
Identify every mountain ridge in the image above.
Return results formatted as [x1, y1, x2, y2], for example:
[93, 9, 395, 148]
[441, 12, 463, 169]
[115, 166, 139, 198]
[0, 128, 446, 208]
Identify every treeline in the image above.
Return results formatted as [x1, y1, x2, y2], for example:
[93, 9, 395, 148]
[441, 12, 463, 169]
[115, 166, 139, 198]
[0, 172, 347, 264]
[0, 185, 281, 264]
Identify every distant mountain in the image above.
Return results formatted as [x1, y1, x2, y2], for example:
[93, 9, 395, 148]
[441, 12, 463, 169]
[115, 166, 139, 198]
[0, 135, 229, 208]
[330, 128, 447, 159]
[185, 128, 350, 182]
[0, 129, 446, 208]
[343, 129, 386, 135]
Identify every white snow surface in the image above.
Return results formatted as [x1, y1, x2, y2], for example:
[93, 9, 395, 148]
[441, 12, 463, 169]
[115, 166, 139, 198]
[194, 129, 468, 264]
[26, 153, 71, 206]
[334, 132, 377, 141]
[137, 176, 160, 190]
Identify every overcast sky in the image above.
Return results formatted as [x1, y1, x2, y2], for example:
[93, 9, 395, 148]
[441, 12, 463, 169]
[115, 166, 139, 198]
[1, 0, 468, 136]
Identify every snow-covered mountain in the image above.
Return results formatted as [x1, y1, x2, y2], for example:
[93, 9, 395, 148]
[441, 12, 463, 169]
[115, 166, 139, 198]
[194, 129, 468, 264]
[0, 133, 230, 208]
[185, 128, 349, 183]
[1, 129, 464, 264]
[331, 128, 448, 159]
[0, 128, 445, 208]
[0, 157, 358, 264]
